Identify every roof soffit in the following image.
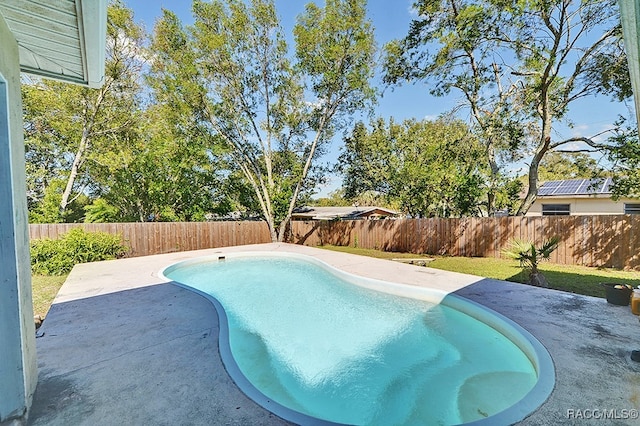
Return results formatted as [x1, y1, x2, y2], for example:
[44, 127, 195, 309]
[0, 0, 106, 88]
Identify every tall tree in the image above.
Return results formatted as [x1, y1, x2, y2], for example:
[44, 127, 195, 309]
[384, 0, 524, 215]
[312, 189, 350, 207]
[605, 121, 640, 199]
[339, 119, 395, 200]
[384, 0, 629, 215]
[538, 151, 603, 181]
[22, 1, 145, 221]
[338, 117, 486, 217]
[86, 104, 226, 222]
[148, 0, 376, 241]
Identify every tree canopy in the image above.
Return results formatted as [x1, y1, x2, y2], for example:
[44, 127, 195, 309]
[22, 0, 636, 227]
[23, 1, 145, 222]
[605, 121, 640, 199]
[384, 0, 631, 215]
[538, 151, 604, 182]
[339, 117, 487, 217]
[148, 0, 376, 240]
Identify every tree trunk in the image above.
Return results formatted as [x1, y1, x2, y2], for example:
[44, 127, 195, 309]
[486, 143, 500, 216]
[60, 130, 89, 213]
[262, 203, 277, 242]
[517, 132, 552, 216]
[269, 223, 278, 243]
[60, 84, 106, 215]
[276, 215, 291, 242]
[517, 169, 539, 216]
[529, 272, 549, 288]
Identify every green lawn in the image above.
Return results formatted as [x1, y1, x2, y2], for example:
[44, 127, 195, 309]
[318, 245, 640, 298]
[32, 274, 67, 318]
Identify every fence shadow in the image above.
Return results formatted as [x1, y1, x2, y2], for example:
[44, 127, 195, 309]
[290, 220, 322, 245]
[280, 215, 634, 271]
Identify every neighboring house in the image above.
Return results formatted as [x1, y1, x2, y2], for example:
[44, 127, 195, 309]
[0, 2, 106, 423]
[527, 178, 640, 216]
[292, 206, 398, 220]
[205, 211, 261, 221]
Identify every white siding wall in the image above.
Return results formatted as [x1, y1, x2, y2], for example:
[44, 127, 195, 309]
[527, 196, 634, 216]
[0, 12, 37, 424]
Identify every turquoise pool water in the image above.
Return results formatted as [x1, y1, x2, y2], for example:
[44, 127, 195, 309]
[163, 254, 543, 425]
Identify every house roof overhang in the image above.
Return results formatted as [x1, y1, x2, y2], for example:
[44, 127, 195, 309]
[0, 0, 107, 88]
[291, 206, 399, 220]
[620, 0, 640, 127]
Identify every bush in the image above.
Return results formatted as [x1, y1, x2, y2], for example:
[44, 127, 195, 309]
[502, 237, 560, 288]
[31, 228, 127, 275]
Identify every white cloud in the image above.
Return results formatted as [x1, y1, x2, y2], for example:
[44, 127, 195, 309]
[562, 142, 583, 151]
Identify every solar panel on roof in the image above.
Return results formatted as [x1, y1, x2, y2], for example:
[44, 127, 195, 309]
[537, 185, 554, 196]
[555, 180, 581, 194]
[575, 180, 588, 194]
[538, 180, 562, 196]
[594, 179, 605, 193]
[585, 178, 608, 194]
[537, 178, 613, 196]
[576, 179, 594, 195]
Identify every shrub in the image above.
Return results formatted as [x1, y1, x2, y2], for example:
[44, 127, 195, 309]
[502, 237, 560, 287]
[31, 228, 127, 275]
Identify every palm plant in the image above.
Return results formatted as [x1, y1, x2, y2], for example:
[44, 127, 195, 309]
[503, 237, 560, 288]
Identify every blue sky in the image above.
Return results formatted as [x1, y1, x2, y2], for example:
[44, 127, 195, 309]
[124, 0, 635, 196]
[126, 0, 454, 122]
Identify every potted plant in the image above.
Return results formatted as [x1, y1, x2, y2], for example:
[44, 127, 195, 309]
[601, 283, 633, 306]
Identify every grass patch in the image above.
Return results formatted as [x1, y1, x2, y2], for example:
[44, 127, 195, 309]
[318, 245, 640, 298]
[32, 274, 67, 318]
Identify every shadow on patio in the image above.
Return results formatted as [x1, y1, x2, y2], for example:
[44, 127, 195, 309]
[29, 281, 289, 426]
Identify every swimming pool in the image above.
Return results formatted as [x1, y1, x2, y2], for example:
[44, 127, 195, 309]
[161, 252, 554, 425]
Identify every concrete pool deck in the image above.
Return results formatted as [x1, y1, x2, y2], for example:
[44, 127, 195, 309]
[28, 243, 640, 425]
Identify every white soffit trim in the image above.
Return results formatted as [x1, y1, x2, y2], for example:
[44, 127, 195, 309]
[0, 0, 106, 88]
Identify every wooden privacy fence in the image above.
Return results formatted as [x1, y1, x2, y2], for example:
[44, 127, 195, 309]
[29, 221, 272, 257]
[290, 215, 640, 270]
[29, 215, 640, 269]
